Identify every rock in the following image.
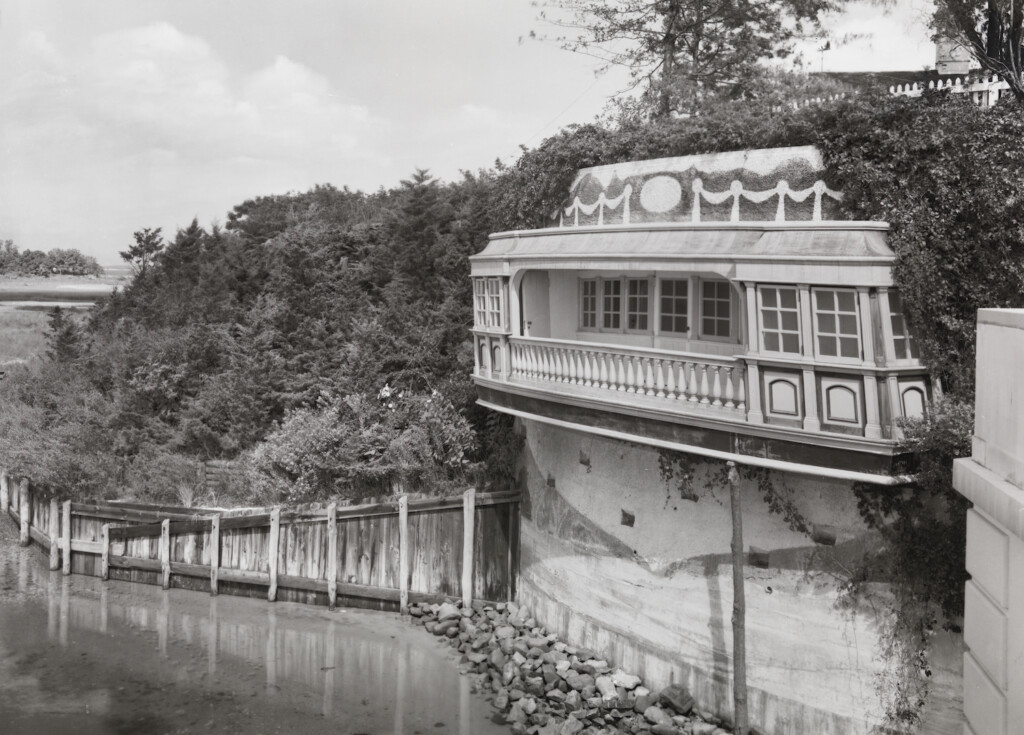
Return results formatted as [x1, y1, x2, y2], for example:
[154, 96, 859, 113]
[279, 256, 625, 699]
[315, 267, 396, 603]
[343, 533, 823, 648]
[690, 723, 717, 735]
[495, 689, 510, 710]
[643, 705, 671, 726]
[526, 636, 549, 649]
[503, 661, 519, 685]
[611, 670, 642, 690]
[633, 695, 653, 714]
[490, 649, 507, 669]
[595, 676, 618, 701]
[495, 625, 517, 639]
[565, 671, 595, 692]
[634, 686, 650, 698]
[513, 651, 528, 666]
[565, 689, 582, 711]
[559, 714, 585, 735]
[525, 676, 546, 697]
[523, 697, 538, 715]
[546, 689, 567, 703]
[444, 626, 460, 638]
[651, 725, 679, 735]
[657, 685, 694, 716]
[436, 602, 461, 621]
[697, 710, 721, 725]
[408, 605, 424, 617]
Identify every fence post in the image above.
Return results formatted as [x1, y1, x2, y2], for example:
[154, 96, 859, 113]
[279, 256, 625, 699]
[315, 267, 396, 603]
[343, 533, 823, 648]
[209, 514, 220, 596]
[49, 497, 60, 570]
[462, 488, 475, 609]
[326, 503, 338, 611]
[268, 507, 280, 602]
[62, 501, 72, 576]
[19, 478, 31, 547]
[0, 470, 8, 516]
[160, 518, 171, 589]
[399, 495, 409, 614]
[101, 524, 110, 580]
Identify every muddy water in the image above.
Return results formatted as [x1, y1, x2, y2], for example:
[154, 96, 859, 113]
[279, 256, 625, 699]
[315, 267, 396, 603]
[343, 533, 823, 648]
[0, 522, 507, 735]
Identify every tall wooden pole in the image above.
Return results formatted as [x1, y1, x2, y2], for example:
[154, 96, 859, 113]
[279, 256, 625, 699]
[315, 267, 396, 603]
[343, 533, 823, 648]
[398, 495, 409, 614]
[727, 461, 749, 735]
[49, 497, 60, 570]
[19, 478, 31, 546]
[462, 489, 476, 609]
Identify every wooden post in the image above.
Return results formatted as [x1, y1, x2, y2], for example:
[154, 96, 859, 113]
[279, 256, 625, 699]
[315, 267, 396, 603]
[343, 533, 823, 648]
[160, 518, 171, 589]
[462, 488, 475, 609]
[326, 503, 338, 610]
[727, 462, 749, 735]
[49, 497, 60, 570]
[0, 471, 9, 516]
[209, 514, 220, 595]
[100, 524, 110, 580]
[267, 507, 280, 602]
[398, 495, 409, 614]
[61, 501, 72, 576]
[19, 478, 31, 547]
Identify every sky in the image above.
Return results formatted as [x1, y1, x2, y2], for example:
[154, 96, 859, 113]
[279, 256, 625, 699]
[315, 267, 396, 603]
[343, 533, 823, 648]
[0, 0, 935, 264]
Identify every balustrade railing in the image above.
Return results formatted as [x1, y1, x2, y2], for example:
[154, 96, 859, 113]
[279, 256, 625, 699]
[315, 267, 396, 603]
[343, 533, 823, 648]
[507, 337, 746, 415]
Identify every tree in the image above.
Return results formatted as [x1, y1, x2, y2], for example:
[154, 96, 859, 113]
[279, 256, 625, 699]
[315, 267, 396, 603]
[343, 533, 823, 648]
[46, 307, 82, 363]
[537, 0, 839, 117]
[120, 227, 165, 277]
[934, 0, 1024, 101]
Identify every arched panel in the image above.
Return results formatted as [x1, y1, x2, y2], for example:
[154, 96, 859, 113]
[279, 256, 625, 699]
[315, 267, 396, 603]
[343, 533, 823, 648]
[902, 387, 926, 419]
[768, 379, 799, 416]
[825, 385, 858, 423]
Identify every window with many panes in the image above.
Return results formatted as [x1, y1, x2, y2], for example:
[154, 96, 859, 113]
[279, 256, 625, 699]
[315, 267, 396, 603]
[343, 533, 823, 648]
[659, 279, 688, 334]
[887, 291, 920, 360]
[814, 288, 860, 359]
[602, 279, 622, 330]
[486, 278, 503, 328]
[473, 279, 488, 328]
[626, 279, 650, 331]
[580, 279, 598, 329]
[759, 286, 801, 353]
[701, 280, 731, 338]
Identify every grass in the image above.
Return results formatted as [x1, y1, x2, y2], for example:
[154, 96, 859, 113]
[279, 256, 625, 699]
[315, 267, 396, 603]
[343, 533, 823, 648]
[0, 308, 50, 364]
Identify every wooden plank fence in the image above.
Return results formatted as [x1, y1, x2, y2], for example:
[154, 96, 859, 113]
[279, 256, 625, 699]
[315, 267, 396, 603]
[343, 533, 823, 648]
[0, 468, 520, 611]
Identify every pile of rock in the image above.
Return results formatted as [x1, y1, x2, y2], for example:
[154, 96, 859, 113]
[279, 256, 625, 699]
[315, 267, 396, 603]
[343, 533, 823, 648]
[407, 599, 739, 735]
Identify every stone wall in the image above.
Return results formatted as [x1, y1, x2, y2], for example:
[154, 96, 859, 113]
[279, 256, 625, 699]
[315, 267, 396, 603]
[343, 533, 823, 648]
[952, 308, 1024, 735]
[516, 418, 963, 735]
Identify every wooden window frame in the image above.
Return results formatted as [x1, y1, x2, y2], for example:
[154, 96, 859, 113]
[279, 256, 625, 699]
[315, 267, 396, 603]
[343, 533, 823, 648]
[757, 285, 802, 355]
[812, 287, 862, 363]
[887, 290, 920, 362]
[579, 278, 599, 331]
[624, 277, 653, 335]
[658, 278, 690, 335]
[698, 278, 734, 342]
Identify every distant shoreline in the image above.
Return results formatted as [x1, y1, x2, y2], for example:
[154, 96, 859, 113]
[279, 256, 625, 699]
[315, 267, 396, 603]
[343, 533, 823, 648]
[0, 273, 129, 303]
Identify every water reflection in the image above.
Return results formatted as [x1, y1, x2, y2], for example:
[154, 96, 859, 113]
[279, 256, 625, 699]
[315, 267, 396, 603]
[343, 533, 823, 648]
[0, 523, 506, 734]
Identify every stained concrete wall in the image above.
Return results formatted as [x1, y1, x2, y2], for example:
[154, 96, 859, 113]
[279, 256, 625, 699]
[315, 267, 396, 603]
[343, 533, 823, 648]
[516, 418, 963, 735]
[952, 308, 1024, 735]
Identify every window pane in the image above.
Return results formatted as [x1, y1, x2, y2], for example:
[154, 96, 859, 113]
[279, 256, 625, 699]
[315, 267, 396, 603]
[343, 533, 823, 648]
[780, 289, 797, 309]
[703, 317, 715, 334]
[816, 290, 834, 311]
[893, 340, 907, 360]
[840, 337, 859, 358]
[782, 334, 800, 353]
[764, 333, 779, 351]
[781, 311, 798, 331]
[762, 288, 777, 307]
[763, 311, 778, 330]
[838, 314, 858, 335]
[703, 281, 715, 298]
[819, 313, 836, 333]
[836, 291, 856, 312]
[819, 336, 837, 356]
[718, 301, 730, 319]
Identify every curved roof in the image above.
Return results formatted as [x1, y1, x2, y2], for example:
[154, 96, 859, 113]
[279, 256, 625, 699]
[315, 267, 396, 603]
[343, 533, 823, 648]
[474, 222, 893, 262]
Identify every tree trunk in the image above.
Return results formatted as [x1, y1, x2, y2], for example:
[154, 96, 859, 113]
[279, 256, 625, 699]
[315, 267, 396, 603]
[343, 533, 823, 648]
[728, 461, 749, 735]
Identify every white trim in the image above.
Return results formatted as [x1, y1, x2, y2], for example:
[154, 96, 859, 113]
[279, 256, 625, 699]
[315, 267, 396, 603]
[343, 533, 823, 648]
[479, 399, 914, 486]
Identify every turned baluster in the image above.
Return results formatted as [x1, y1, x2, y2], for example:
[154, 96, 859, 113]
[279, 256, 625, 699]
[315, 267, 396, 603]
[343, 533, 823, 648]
[654, 359, 666, 398]
[737, 373, 747, 412]
[598, 353, 609, 389]
[643, 358, 656, 396]
[560, 350, 571, 383]
[616, 355, 627, 391]
[607, 353, 618, 391]
[665, 360, 677, 399]
[699, 365, 711, 404]
[567, 350, 578, 384]
[511, 344, 520, 377]
[724, 367, 735, 408]
[711, 366, 723, 407]
[625, 356, 637, 393]
[552, 349, 563, 382]
[686, 362, 699, 402]
[581, 351, 592, 386]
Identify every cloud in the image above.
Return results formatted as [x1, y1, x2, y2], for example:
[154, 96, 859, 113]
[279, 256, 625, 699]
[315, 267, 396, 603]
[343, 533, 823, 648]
[1, 23, 387, 258]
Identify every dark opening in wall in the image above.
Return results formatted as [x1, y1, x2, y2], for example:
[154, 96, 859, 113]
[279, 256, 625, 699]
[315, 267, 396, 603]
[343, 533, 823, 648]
[621, 510, 635, 527]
